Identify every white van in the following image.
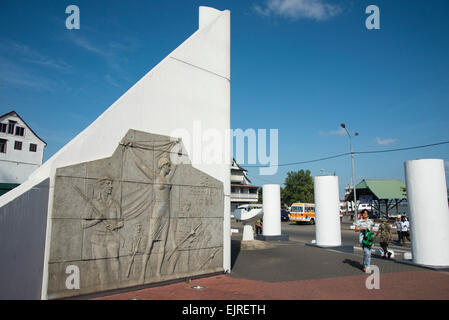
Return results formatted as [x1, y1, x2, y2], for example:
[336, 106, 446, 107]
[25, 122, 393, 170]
[358, 203, 373, 213]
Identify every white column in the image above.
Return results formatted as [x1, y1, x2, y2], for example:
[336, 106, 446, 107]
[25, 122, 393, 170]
[314, 176, 342, 247]
[262, 184, 281, 236]
[404, 159, 449, 267]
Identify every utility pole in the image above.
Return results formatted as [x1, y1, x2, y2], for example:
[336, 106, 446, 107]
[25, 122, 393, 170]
[341, 123, 359, 222]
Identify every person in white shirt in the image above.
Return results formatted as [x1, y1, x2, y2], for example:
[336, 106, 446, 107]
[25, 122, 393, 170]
[400, 216, 411, 245]
[355, 209, 374, 273]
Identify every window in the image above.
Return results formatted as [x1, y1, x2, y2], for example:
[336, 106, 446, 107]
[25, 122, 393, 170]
[15, 126, 25, 136]
[291, 206, 304, 213]
[7, 121, 16, 134]
[0, 123, 6, 133]
[14, 141, 22, 150]
[0, 139, 7, 153]
[29, 143, 37, 152]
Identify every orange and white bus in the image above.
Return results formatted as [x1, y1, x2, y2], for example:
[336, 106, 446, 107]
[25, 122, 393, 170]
[289, 203, 316, 224]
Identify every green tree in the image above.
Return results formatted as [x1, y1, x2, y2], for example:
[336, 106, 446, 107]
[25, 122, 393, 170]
[281, 169, 314, 206]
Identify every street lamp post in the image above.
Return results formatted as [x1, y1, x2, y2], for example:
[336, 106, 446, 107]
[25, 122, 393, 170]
[341, 124, 358, 223]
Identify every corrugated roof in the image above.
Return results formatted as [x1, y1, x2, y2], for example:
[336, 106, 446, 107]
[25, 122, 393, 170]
[356, 179, 406, 200]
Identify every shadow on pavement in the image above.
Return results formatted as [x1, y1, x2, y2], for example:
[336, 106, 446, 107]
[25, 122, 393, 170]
[231, 239, 241, 269]
[342, 259, 363, 271]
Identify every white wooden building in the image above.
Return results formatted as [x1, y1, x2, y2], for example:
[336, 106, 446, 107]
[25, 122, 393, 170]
[0, 111, 46, 186]
[230, 158, 259, 213]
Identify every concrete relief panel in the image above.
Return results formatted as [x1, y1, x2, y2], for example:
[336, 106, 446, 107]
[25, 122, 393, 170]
[47, 130, 224, 299]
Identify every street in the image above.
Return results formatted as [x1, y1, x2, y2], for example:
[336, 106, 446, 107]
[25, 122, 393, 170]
[100, 219, 447, 300]
[231, 219, 412, 256]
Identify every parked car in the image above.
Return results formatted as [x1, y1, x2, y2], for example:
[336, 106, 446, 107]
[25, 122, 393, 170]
[281, 209, 290, 222]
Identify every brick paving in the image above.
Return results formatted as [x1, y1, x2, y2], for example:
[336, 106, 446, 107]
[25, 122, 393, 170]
[97, 271, 449, 300]
[97, 239, 449, 300]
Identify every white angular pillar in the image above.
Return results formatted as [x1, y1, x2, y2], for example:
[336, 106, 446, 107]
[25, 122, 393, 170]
[262, 184, 281, 236]
[314, 175, 342, 247]
[404, 159, 449, 267]
[242, 223, 255, 241]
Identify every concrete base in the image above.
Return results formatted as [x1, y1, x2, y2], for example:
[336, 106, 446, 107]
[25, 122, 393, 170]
[396, 259, 449, 272]
[306, 243, 354, 254]
[255, 234, 289, 241]
[242, 223, 255, 241]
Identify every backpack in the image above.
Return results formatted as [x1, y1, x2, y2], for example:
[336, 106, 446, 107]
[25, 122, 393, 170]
[362, 229, 375, 248]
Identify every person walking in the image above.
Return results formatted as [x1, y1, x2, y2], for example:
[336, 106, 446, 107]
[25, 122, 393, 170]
[400, 216, 411, 245]
[254, 219, 262, 235]
[375, 218, 393, 259]
[395, 214, 402, 245]
[355, 209, 374, 273]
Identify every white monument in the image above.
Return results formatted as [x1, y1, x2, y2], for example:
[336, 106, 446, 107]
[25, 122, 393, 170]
[233, 204, 263, 241]
[404, 159, 449, 267]
[0, 6, 231, 299]
[314, 175, 342, 247]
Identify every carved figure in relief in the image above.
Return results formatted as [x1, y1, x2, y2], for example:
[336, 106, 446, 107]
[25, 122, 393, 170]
[79, 176, 123, 284]
[128, 144, 179, 283]
[126, 224, 144, 278]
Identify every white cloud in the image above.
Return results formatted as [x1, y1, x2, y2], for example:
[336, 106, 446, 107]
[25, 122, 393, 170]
[66, 33, 139, 81]
[69, 34, 107, 57]
[104, 74, 121, 88]
[0, 40, 71, 72]
[319, 127, 346, 136]
[375, 137, 399, 146]
[330, 127, 346, 135]
[0, 56, 61, 91]
[254, 0, 343, 21]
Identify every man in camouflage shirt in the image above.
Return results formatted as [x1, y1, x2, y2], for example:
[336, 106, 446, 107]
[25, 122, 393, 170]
[375, 218, 393, 259]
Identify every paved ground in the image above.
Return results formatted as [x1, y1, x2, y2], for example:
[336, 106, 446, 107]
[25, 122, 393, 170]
[97, 223, 449, 300]
[254, 220, 411, 251]
[98, 270, 449, 300]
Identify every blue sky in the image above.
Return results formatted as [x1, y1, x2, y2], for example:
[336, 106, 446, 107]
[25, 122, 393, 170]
[1, 0, 449, 196]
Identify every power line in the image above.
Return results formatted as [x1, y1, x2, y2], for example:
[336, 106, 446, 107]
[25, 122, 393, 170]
[243, 152, 350, 168]
[241, 139, 449, 169]
[355, 140, 449, 154]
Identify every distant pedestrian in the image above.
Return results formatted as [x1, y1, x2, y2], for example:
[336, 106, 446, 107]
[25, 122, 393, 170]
[375, 218, 393, 258]
[400, 216, 411, 245]
[355, 209, 374, 273]
[254, 219, 262, 235]
[395, 214, 402, 244]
